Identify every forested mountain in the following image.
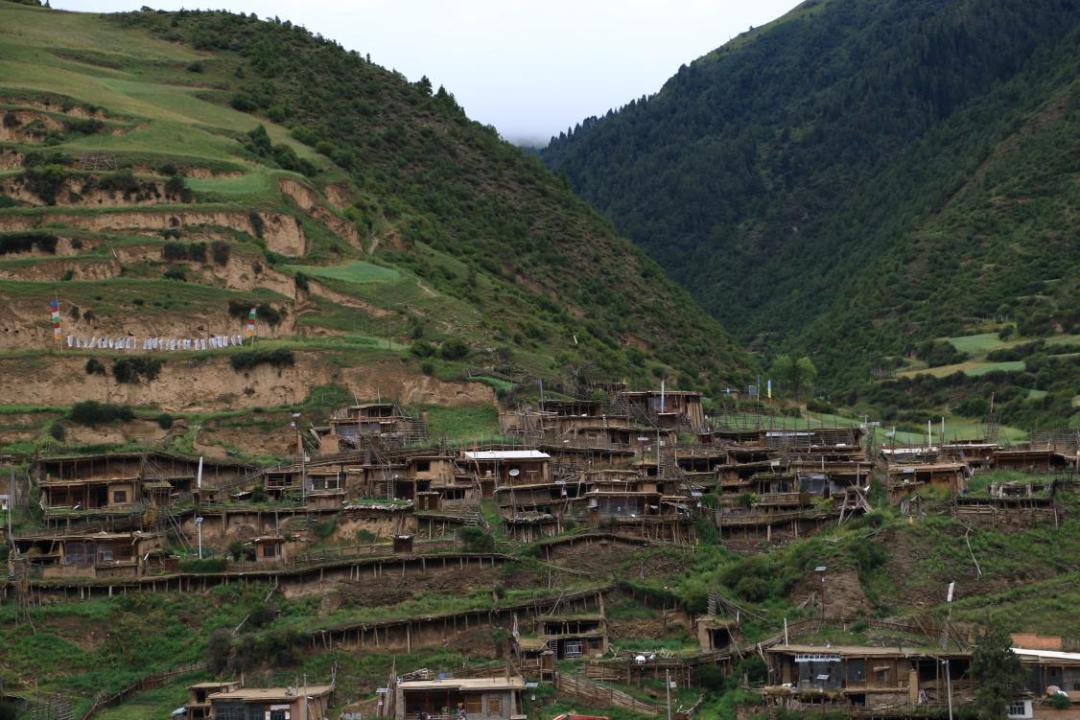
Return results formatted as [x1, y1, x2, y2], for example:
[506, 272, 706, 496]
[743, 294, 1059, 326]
[0, 1, 750, 444]
[542, 0, 1080, 427]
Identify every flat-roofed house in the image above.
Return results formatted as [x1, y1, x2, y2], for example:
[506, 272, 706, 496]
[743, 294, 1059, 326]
[182, 681, 239, 720]
[207, 683, 334, 720]
[462, 450, 550, 498]
[763, 644, 972, 712]
[394, 676, 526, 720]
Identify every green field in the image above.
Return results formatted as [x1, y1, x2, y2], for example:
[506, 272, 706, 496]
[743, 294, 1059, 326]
[285, 260, 401, 284]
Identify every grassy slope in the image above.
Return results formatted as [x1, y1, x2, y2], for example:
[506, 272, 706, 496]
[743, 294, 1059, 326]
[0, 1, 751, 456]
[102, 5, 750, 389]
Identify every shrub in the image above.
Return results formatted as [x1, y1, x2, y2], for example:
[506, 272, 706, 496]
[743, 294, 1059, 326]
[160, 162, 178, 176]
[228, 300, 283, 326]
[163, 266, 186, 281]
[733, 575, 771, 602]
[230, 94, 257, 112]
[180, 557, 228, 573]
[21, 164, 67, 205]
[157, 413, 174, 430]
[210, 240, 230, 265]
[355, 529, 377, 543]
[294, 272, 309, 292]
[164, 174, 192, 202]
[186, 61, 204, 73]
[248, 603, 279, 629]
[85, 358, 106, 376]
[49, 423, 66, 442]
[70, 401, 134, 425]
[229, 349, 295, 371]
[248, 210, 265, 238]
[206, 627, 232, 675]
[0, 232, 58, 255]
[228, 540, 246, 561]
[162, 241, 206, 262]
[438, 338, 470, 361]
[410, 340, 435, 358]
[458, 526, 495, 553]
[1048, 695, 1071, 710]
[314, 517, 337, 539]
[112, 357, 162, 384]
[420, 361, 435, 376]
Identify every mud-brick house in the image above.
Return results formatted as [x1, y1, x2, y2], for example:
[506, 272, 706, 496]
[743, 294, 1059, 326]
[538, 613, 609, 659]
[942, 441, 999, 470]
[207, 684, 334, 720]
[762, 644, 972, 712]
[181, 681, 239, 720]
[1015, 647, 1080, 708]
[462, 450, 550, 498]
[15, 530, 163, 579]
[37, 453, 143, 520]
[395, 676, 526, 720]
[619, 389, 707, 433]
[252, 535, 287, 564]
[696, 616, 739, 652]
[994, 447, 1072, 473]
[513, 636, 556, 680]
[885, 462, 969, 501]
[323, 402, 426, 452]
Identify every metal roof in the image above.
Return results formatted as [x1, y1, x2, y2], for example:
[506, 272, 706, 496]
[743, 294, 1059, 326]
[463, 450, 549, 460]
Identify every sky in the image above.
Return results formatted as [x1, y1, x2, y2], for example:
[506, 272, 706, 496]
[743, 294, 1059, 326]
[52, 0, 799, 145]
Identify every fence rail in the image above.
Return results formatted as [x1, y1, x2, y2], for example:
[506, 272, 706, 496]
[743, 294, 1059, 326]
[556, 673, 660, 717]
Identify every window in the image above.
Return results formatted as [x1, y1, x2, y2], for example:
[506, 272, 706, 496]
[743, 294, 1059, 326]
[113, 490, 127, 503]
[846, 658, 866, 684]
[262, 544, 278, 558]
[416, 461, 431, 472]
[487, 697, 502, 717]
[1007, 700, 1031, 719]
[465, 697, 482, 715]
[269, 710, 290, 720]
[312, 476, 340, 491]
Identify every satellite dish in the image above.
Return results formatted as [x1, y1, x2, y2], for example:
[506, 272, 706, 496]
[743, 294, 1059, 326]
[509, 468, 521, 477]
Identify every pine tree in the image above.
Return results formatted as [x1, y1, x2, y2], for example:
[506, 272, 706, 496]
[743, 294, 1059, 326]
[971, 623, 1023, 720]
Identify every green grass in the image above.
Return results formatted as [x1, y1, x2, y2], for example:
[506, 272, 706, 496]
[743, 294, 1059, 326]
[946, 332, 1009, 354]
[285, 260, 401, 284]
[1045, 334, 1080, 347]
[420, 403, 502, 443]
[963, 360, 1026, 377]
[185, 169, 278, 201]
[94, 674, 203, 720]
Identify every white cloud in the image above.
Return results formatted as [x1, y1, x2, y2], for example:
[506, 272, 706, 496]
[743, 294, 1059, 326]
[51, 0, 799, 143]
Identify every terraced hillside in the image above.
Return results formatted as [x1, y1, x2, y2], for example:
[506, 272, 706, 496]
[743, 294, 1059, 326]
[0, 2, 750, 457]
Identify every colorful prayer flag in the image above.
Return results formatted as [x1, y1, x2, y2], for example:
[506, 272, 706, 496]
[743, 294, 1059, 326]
[245, 305, 257, 338]
[50, 297, 62, 342]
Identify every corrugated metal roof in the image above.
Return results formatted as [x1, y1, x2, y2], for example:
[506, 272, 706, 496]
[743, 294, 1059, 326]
[463, 450, 549, 460]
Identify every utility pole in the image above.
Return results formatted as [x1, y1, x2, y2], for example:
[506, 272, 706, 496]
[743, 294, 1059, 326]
[292, 412, 306, 505]
[944, 659, 953, 720]
[665, 668, 672, 720]
[195, 516, 204, 559]
[943, 581, 955, 720]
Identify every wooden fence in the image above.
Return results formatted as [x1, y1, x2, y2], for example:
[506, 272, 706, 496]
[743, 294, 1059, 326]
[555, 673, 660, 717]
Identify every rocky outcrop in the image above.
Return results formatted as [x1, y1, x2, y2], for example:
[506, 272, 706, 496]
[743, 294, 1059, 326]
[0, 209, 307, 256]
[279, 178, 360, 249]
[0, 352, 495, 412]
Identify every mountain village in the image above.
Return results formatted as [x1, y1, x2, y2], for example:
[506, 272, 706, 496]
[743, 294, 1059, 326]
[3, 383, 1078, 719]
